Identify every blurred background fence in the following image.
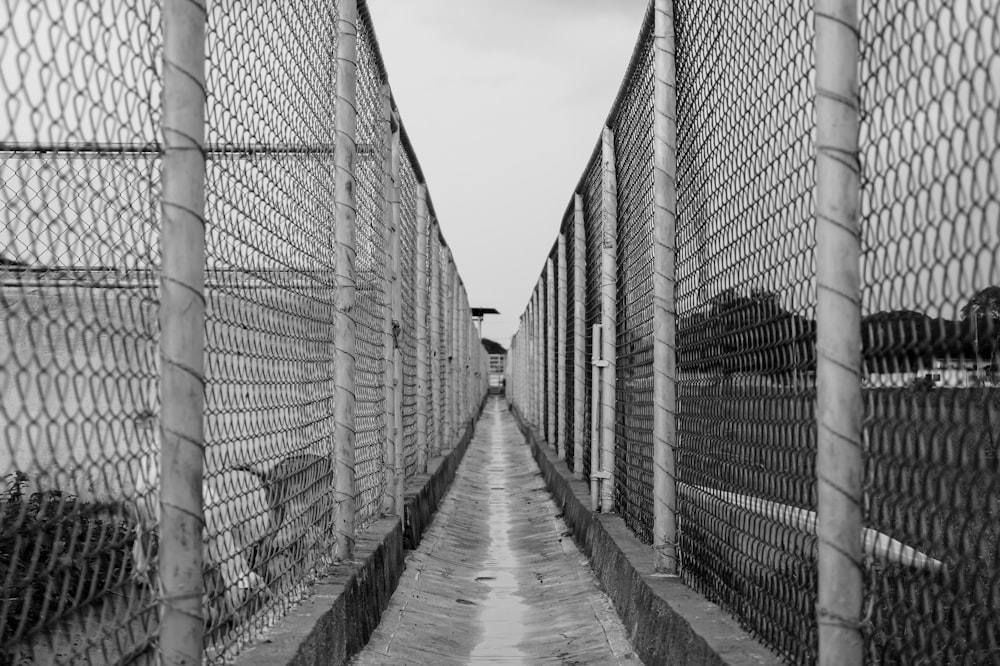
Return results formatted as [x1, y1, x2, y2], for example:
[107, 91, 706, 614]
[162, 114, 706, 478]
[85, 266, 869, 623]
[0, 0, 487, 663]
[507, 0, 999, 663]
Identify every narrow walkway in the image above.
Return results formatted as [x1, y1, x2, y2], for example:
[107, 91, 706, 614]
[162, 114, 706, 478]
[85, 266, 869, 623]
[352, 398, 643, 665]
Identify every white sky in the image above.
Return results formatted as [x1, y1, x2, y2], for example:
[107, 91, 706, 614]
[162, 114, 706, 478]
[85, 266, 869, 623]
[365, 0, 650, 348]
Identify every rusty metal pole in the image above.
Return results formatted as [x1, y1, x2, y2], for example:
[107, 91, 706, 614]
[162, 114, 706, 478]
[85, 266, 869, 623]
[816, 0, 863, 663]
[159, 0, 206, 660]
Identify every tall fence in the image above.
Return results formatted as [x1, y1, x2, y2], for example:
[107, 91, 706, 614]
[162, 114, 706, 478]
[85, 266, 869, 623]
[506, 0, 999, 663]
[0, 0, 488, 663]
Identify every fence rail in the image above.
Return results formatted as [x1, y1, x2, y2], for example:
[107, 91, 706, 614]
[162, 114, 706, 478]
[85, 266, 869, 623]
[0, 0, 487, 663]
[506, 0, 999, 663]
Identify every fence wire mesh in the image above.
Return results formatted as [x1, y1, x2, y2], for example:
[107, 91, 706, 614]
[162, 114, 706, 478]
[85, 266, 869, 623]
[611, 26, 656, 546]
[582, 155, 604, 482]
[399, 151, 419, 480]
[0, 1, 162, 662]
[673, 1, 818, 661]
[201, 0, 342, 658]
[352, 12, 389, 532]
[859, 0, 1000, 661]
[0, 0, 487, 663]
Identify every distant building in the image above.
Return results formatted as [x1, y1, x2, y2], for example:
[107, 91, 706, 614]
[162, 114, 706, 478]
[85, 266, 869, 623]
[481, 338, 506, 392]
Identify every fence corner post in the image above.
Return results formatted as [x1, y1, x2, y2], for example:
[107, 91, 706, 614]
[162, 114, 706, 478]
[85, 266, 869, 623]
[652, 0, 679, 576]
[334, 0, 359, 561]
[815, 0, 863, 663]
[160, 0, 207, 660]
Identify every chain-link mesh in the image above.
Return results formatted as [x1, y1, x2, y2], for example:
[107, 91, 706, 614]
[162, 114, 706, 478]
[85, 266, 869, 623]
[562, 211, 577, 473]
[200, 0, 341, 658]
[612, 27, 656, 546]
[353, 13, 389, 531]
[0, 1, 162, 662]
[582, 155, 604, 482]
[859, 1, 1000, 661]
[399, 151, 419, 480]
[674, 1, 818, 661]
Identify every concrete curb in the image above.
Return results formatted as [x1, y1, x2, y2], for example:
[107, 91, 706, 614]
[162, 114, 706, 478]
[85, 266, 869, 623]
[509, 403, 781, 666]
[241, 395, 488, 666]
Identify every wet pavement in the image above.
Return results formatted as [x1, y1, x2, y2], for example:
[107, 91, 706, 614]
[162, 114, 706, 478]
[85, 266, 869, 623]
[351, 397, 643, 665]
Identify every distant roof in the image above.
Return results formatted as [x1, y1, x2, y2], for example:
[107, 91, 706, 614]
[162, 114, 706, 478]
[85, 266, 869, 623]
[471, 307, 500, 317]
[481, 338, 506, 355]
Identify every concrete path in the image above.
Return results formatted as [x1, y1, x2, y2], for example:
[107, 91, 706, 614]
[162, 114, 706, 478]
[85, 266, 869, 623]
[351, 397, 644, 665]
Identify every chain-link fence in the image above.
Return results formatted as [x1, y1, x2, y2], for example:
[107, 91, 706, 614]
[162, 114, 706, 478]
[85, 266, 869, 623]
[0, 0, 487, 663]
[506, 0, 999, 663]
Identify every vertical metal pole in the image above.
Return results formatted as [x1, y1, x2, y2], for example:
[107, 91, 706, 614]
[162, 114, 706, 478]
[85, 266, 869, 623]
[590, 324, 603, 512]
[429, 226, 442, 458]
[652, 0, 679, 575]
[536, 283, 544, 430]
[557, 233, 568, 461]
[160, 0, 206, 660]
[599, 126, 619, 514]
[546, 258, 557, 448]
[573, 195, 587, 479]
[816, 1, 863, 663]
[415, 185, 430, 472]
[390, 101, 404, 516]
[334, 0, 359, 560]
[381, 87, 399, 517]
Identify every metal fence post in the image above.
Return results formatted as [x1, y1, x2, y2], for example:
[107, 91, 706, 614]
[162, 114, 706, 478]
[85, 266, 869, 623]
[334, 0, 359, 560]
[599, 126, 619, 513]
[415, 185, 430, 472]
[590, 323, 603, 511]
[546, 257, 557, 449]
[160, 0, 207, 660]
[381, 86, 398, 517]
[557, 233, 568, 461]
[816, 0, 863, 663]
[429, 224, 442, 458]
[573, 195, 587, 479]
[652, 0, 679, 575]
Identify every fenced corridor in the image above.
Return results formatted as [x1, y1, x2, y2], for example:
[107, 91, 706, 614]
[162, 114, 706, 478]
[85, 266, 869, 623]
[2, 0, 1000, 664]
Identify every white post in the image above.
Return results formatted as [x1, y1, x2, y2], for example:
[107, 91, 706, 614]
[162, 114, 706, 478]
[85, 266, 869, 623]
[429, 226, 442, 458]
[381, 88, 401, 517]
[333, 0, 359, 560]
[590, 323, 603, 512]
[599, 126, 619, 514]
[557, 233, 568, 461]
[816, 1, 863, 663]
[546, 257, 557, 448]
[652, 0, 679, 575]
[415, 185, 430, 472]
[573, 195, 587, 479]
[160, 0, 206, 659]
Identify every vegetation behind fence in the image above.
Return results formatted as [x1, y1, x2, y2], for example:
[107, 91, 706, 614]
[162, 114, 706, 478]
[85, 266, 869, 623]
[0, 0, 487, 663]
[506, 0, 999, 663]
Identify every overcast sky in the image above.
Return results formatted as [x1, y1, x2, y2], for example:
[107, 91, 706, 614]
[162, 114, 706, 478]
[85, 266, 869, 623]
[365, 0, 650, 348]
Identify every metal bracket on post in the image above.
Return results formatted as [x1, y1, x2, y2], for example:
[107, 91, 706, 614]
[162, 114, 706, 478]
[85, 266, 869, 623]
[593, 359, 610, 368]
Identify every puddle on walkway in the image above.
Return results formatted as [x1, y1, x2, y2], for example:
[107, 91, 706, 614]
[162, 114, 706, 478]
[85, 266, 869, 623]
[467, 428, 530, 663]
